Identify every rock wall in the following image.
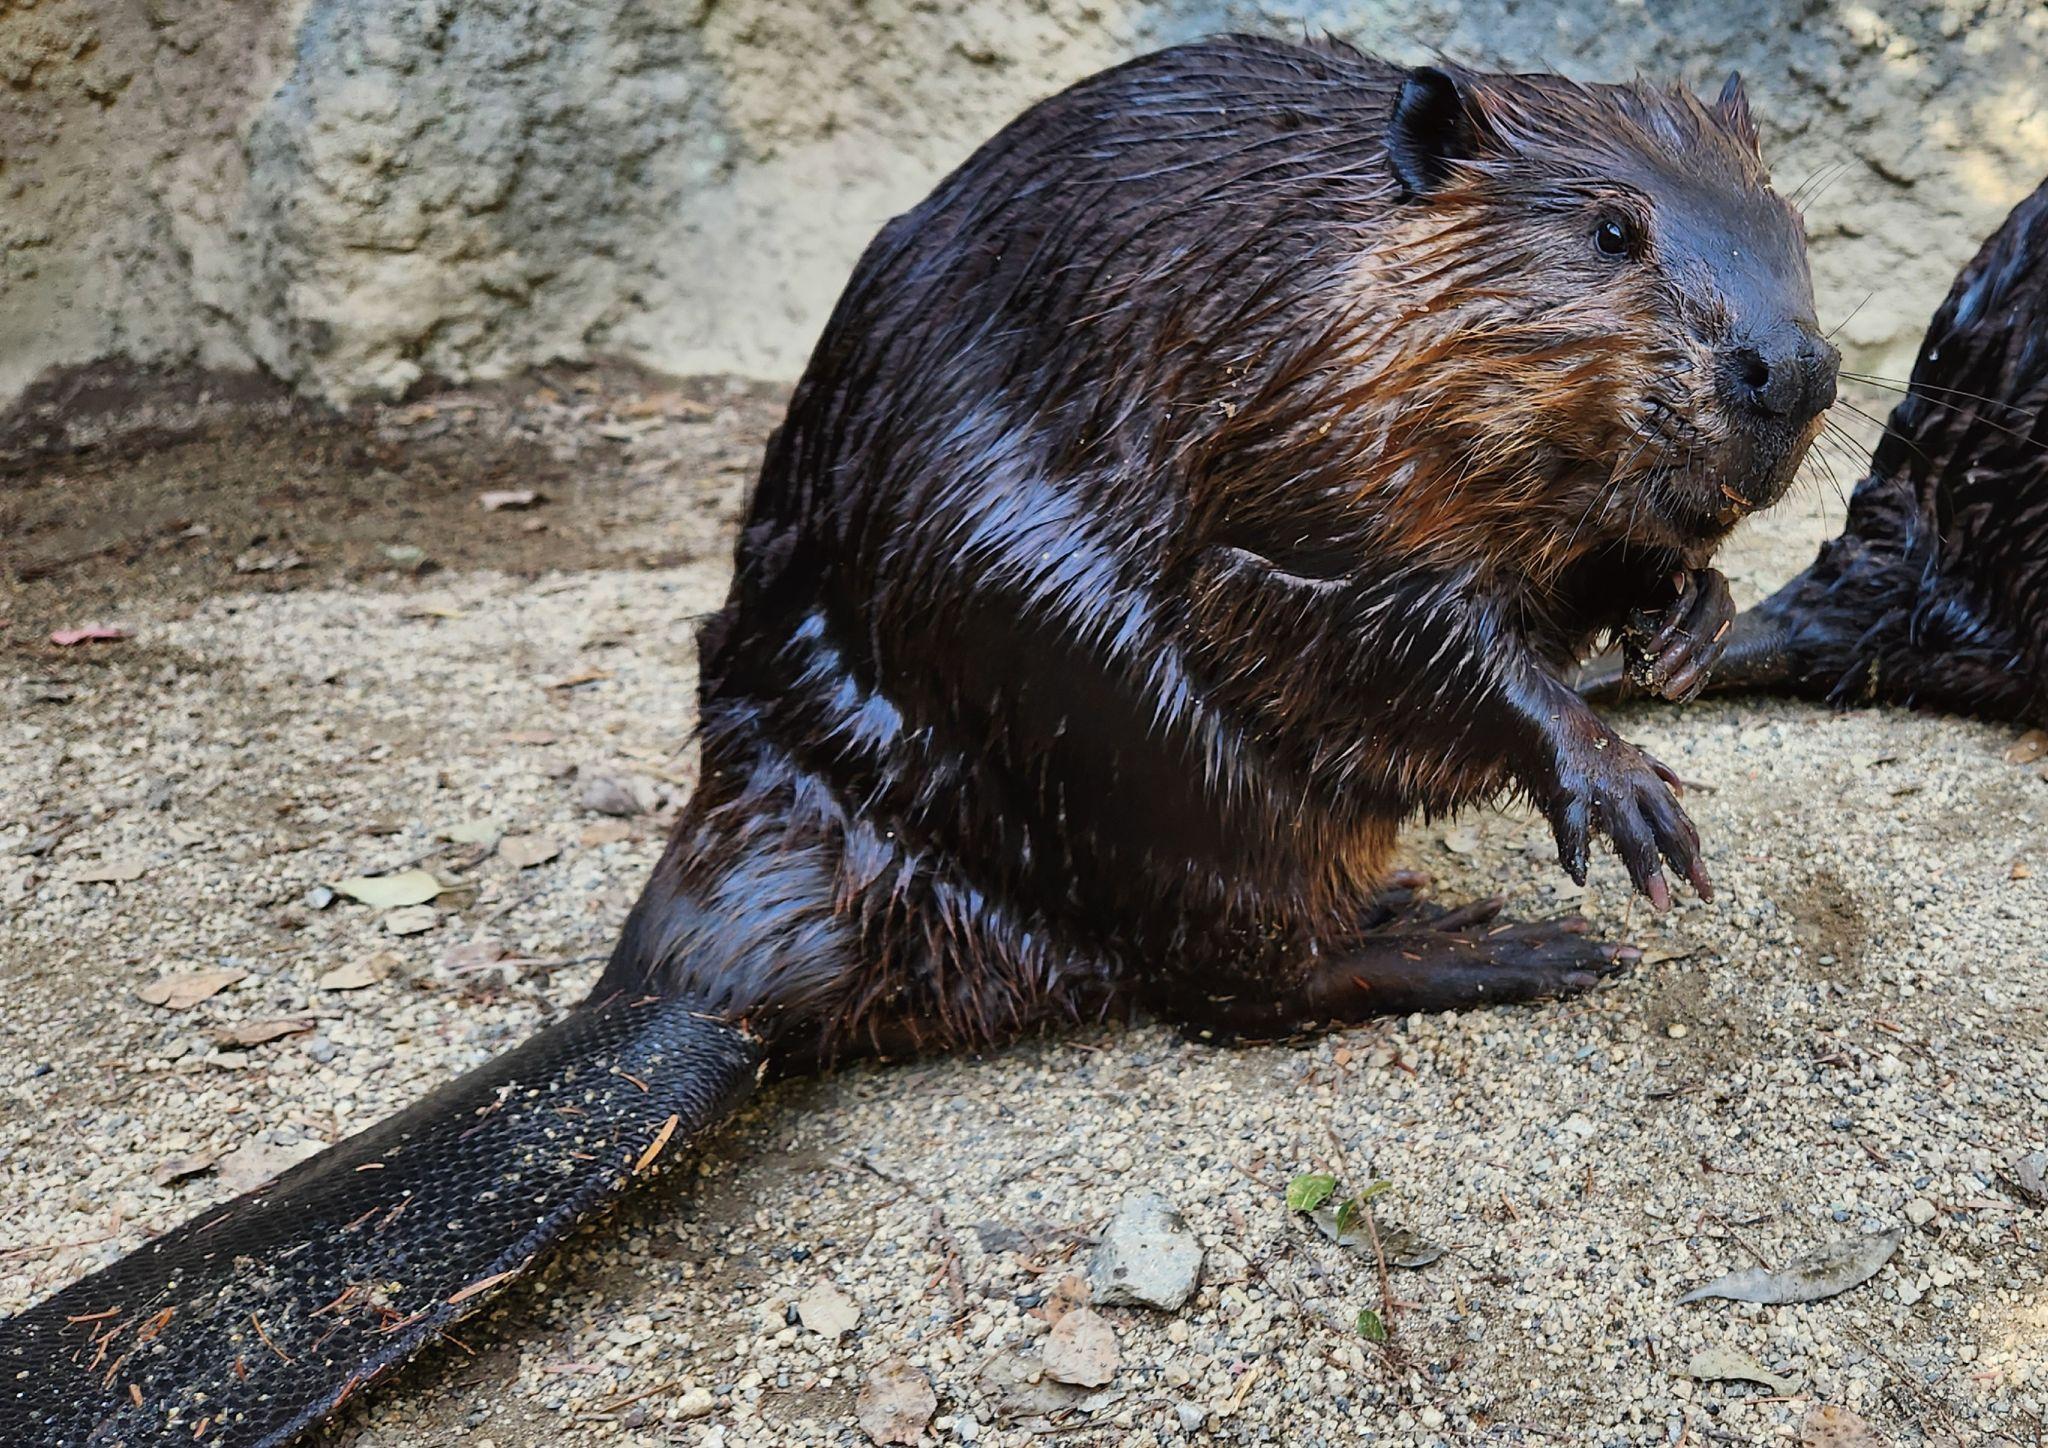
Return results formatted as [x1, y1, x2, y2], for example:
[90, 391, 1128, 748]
[4, 0, 2047, 405]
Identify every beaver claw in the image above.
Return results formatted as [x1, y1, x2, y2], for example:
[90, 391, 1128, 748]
[1543, 727, 1711, 911]
[1622, 567, 1736, 703]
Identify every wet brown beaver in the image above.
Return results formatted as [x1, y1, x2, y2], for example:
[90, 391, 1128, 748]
[1586, 173, 2048, 725]
[1, 35, 1836, 1446]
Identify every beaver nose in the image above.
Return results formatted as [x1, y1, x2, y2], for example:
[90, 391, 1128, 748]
[1726, 327, 1840, 421]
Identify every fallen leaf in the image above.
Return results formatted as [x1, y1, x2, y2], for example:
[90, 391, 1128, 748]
[1041, 1305, 1119, 1387]
[49, 626, 129, 647]
[331, 869, 443, 908]
[580, 773, 662, 816]
[2013, 861, 2034, 881]
[441, 820, 500, 846]
[1800, 1404, 1889, 1447]
[381, 544, 429, 571]
[2006, 730, 2048, 765]
[136, 968, 247, 1010]
[1637, 945, 1696, 967]
[856, 1357, 936, 1446]
[1355, 1307, 1389, 1343]
[212, 1018, 313, 1049]
[317, 956, 391, 990]
[1680, 1230, 1902, 1306]
[1687, 1344, 1800, 1395]
[151, 1151, 219, 1187]
[234, 550, 304, 575]
[72, 857, 148, 885]
[382, 904, 439, 936]
[795, 1281, 861, 1340]
[1287, 1174, 1337, 1212]
[479, 489, 542, 511]
[579, 819, 632, 846]
[498, 834, 560, 869]
[215, 1139, 322, 1195]
[1440, 824, 1481, 855]
[440, 938, 509, 973]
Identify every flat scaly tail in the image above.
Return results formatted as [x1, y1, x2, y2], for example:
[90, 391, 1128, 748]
[0, 995, 758, 1446]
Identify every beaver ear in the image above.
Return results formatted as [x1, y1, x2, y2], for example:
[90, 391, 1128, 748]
[1715, 70, 1760, 154]
[1388, 66, 1484, 197]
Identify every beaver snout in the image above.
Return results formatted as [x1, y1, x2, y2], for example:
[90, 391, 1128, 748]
[1722, 325, 1840, 424]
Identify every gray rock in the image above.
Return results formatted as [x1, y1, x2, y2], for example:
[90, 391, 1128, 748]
[1089, 1190, 1202, 1310]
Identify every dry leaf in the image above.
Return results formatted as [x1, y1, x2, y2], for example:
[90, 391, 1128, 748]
[215, 1139, 323, 1195]
[49, 626, 129, 647]
[72, 857, 148, 884]
[332, 870, 443, 908]
[856, 1357, 936, 1446]
[151, 1151, 219, 1187]
[136, 968, 247, 1010]
[1680, 1230, 1901, 1305]
[212, 1018, 313, 1049]
[2013, 861, 2034, 881]
[1801, 1404, 1889, 1447]
[441, 821, 500, 846]
[498, 835, 560, 869]
[317, 956, 391, 990]
[795, 1281, 862, 1340]
[383, 904, 440, 935]
[579, 819, 632, 846]
[479, 489, 542, 511]
[2006, 729, 2048, 765]
[1042, 1306, 1119, 1387]
[1686, 1343, 1800, 1395]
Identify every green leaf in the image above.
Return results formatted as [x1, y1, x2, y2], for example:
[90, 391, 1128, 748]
[1333, 1196, 1363, 1235]
[1356, 1179, 1393, 1203]
[1355, 1308, 1389, 1343]
[1286, 1174, 1337, 1212]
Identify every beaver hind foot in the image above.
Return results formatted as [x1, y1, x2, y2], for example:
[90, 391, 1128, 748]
[1180, 892, 1637, 1042]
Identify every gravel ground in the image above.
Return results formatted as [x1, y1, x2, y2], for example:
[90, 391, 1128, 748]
[2, 372, 2044, 1447]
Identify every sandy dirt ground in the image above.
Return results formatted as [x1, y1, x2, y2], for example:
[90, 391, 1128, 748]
[2, 371, 2044, 1448]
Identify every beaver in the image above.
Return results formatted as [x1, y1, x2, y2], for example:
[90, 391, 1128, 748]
[1584, 173, 2048, 724]
[0, 34, 1836, 1445]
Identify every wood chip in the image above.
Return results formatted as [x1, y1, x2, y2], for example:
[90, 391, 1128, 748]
[446, 1268, 520, 1305]
[382, 904, 440, 936]
[151, 1152, 219, 1187]
[579, 819, 632, 847]
[49, 626, 129, 647]
[498, 835, 561, 869]
[212, 1018, 314, 1048]
[135, 968, 247, 1010]
[547, 668, 614, 690]
[72, 857, 148, 885]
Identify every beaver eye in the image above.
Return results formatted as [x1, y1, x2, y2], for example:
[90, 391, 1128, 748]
[1593, 216, 1636, 259]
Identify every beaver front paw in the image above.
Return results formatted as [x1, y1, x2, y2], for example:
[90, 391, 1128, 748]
[1622, 567, 1735, 703]
[1543, 728, 1711, 910]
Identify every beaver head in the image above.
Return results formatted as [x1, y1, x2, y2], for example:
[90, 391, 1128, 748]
[1360, 65, 1837, 568]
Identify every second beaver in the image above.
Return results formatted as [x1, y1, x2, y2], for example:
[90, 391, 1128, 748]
[1, 35, 1835, 1446]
